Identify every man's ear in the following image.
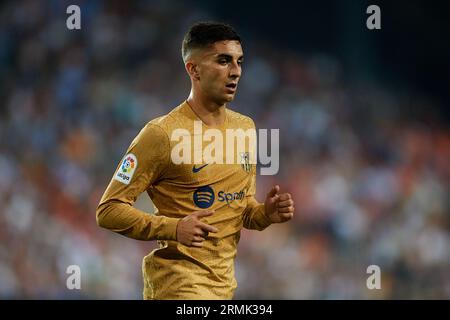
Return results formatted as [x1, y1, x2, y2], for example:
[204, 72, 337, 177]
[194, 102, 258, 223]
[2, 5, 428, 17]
[185, 61, 200, 80]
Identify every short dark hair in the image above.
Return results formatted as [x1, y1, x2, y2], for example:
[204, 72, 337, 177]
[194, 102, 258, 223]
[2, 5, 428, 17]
[182, 22, 241, 62]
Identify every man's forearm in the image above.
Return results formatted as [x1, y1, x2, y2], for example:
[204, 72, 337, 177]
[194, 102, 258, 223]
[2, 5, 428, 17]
[242, 197, 272, 231]
[96, 200, 179, 241]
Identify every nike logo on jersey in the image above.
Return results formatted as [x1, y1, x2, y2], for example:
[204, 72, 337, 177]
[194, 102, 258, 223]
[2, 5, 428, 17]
[192, 164, 208, 173]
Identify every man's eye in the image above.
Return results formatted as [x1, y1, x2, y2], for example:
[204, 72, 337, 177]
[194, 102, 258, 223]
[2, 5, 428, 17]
[219, 60, 228, 65]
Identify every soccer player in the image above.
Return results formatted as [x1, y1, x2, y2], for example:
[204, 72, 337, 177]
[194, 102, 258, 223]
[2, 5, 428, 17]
[96, 22, 295, 299]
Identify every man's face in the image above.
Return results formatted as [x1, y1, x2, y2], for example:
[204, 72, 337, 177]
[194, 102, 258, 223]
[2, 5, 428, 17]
[194, 40, 243, 105]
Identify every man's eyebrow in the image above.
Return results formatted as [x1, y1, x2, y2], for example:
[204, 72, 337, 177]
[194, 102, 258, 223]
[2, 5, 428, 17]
[216, 53, 244, 60]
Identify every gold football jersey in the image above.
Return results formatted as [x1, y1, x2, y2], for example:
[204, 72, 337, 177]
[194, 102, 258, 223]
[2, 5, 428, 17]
[97, 101, 271, 299]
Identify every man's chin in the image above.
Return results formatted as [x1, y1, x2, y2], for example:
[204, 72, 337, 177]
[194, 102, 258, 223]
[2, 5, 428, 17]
[212, 93, 236, 106]
[224, 93, 236, 103]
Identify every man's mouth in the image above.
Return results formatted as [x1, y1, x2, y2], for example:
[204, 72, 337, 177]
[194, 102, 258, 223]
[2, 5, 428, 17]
[226, 83, 237, 89]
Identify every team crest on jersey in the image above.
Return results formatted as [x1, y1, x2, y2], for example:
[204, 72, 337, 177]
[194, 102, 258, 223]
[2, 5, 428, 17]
[114, 153, 137, 185]
[240, 152, 251, 172]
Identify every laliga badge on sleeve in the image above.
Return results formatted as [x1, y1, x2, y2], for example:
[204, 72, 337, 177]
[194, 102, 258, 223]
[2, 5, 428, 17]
[114, 153, 138, 185]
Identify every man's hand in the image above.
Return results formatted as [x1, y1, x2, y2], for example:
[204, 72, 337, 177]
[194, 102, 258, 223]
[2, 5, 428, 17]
[264, 185, 294, 223]
[176, 210, 218, 247]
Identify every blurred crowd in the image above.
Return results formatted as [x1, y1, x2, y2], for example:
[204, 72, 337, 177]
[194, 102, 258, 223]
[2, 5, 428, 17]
[0, 0, 449, 299]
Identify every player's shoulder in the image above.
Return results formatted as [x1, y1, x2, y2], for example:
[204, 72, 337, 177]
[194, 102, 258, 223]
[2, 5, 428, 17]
[130, 118, 168, 148]
[226, 106, 256, 128]
[144, 103, 186, 133]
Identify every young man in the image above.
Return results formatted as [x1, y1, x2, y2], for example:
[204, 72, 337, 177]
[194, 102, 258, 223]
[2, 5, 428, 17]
[96, 22, 295, 299]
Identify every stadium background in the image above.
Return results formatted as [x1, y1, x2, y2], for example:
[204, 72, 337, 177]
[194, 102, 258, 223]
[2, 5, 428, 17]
[0, 0, 449, 299]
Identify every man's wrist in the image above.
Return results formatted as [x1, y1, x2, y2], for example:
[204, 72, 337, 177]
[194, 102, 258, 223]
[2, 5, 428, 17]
[256, 204, 273, 227]
[155, 216, 180, 241]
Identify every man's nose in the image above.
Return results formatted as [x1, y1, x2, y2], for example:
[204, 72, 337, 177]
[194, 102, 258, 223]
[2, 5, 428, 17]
[229, 61, 241, 78]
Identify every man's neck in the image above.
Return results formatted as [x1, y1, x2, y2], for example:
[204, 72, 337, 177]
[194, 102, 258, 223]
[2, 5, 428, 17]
[186, 92, 226, 128]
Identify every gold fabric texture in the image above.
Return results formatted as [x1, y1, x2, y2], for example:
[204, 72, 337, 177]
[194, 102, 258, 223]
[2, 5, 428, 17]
[97, 102, 271, 299]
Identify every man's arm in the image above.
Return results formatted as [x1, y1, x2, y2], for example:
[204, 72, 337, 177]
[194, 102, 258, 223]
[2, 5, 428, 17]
[242, 195, 272, 231]
[243, 181, 295, 230]
[96, 122, 179, 241]
[241, 119, 294, 229]
[242, 161, 272, 231]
